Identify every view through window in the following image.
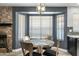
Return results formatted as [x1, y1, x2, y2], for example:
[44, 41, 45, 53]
[56, 14, 64, 41]
[29, 16, 53, 39]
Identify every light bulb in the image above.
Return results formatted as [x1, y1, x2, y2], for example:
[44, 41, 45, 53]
[37, 5, 41, 11]
[69, 29, 72, 32]
[41, 6, 45, 12]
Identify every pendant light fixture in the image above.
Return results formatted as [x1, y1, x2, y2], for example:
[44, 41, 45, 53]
[36, 3, 46, 14]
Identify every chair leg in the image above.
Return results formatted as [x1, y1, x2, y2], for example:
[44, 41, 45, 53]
[29, 51, 33, 56]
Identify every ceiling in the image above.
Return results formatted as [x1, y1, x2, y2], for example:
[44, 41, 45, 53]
[0, 3, 79, 7]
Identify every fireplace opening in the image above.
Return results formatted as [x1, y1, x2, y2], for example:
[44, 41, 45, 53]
[0, 32, 8, 52]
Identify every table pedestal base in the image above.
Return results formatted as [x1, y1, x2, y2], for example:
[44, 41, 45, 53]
[37, 46, 43, 55]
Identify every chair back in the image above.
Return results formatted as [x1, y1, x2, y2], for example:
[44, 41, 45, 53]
[23, 36, 30, 40]
[20, 41, 33, 56]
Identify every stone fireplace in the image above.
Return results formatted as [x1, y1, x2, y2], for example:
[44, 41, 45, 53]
[0, 7, 12, 52]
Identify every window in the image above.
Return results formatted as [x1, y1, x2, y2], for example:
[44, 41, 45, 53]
[56, 14, 64, 40]
[29, 16, 53, 39]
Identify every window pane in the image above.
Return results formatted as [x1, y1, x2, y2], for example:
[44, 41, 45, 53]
[41, 16, 53, 37]
[29, 16, 40, 37]
[56, 14, 64, 40]
[29, 16, 53, 39]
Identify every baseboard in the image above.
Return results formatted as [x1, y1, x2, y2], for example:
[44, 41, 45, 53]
[12, 48, 21, 52]
[51, 47, 67, 52]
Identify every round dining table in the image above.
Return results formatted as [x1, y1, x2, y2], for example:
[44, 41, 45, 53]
[21, 38, 54, 55]
[30, 39, 54, 55]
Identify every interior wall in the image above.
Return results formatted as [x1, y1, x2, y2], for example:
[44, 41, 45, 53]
[67, 7, 79, 32]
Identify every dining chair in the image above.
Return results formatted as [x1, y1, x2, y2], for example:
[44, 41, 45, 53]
[43, 47, 59, 56]
[23, 36, 38, 50]
[43, 35, 53, 50]
[23, 36, 30, 40]
[20, 41, 41, 56]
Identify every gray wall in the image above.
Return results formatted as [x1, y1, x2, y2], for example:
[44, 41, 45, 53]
[25, 14, 29, 36]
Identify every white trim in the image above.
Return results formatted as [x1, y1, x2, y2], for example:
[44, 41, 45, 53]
[20, 12, 62, 14]
[51, 47, 67, 52]
[12, 48, 22, 52]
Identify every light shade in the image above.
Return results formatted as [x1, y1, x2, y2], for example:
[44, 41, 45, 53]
[36, 3, 45, 13]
